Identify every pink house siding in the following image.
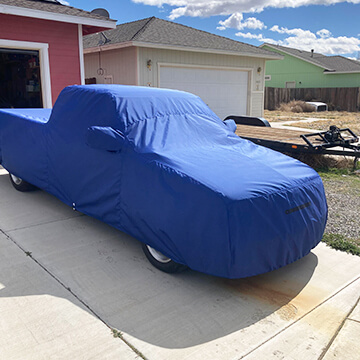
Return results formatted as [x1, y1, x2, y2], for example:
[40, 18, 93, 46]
[0, 13, 81, 104]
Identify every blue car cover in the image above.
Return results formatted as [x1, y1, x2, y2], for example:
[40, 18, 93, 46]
[0, 85, 328, 278]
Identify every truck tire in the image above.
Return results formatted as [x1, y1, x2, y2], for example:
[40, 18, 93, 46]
[9, 173, 36, 192]
[142, 243, 188, 274]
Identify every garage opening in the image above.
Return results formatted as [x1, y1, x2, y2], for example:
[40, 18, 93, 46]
[0, 48, 42, 108]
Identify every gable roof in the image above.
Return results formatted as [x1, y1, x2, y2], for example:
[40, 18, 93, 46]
[318, 55, 360, 73]
[83, 17, 281, 59]
[261, 43, 360, 74]
[0, 0, 116, 32]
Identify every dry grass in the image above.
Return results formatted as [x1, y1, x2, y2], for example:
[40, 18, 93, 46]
[278, 100, 315, 113]
[287, 117, 360, 135]
[264, 110, 327, 122]
[286, 153, 355, 170]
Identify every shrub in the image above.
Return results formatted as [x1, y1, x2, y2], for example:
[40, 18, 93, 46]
[278, 100, 316, 113]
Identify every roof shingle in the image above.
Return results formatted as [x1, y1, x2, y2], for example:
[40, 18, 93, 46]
[84, 17, 279, 58]
[262, 43, 360, 73]
[0, 0, 116, 22]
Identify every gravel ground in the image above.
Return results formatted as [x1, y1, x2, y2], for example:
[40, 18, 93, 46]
[320, 173, 360, 243]
[264, 108, 360, 244]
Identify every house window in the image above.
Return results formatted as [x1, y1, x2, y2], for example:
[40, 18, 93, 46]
[285, 81, 296, 89]
[0, 48, 42, 108]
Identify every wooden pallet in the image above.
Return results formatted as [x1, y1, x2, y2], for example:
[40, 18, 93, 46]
[235, 125, 324, 147]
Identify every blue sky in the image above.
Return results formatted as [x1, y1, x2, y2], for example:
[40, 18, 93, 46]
[66, 0, 360, 59]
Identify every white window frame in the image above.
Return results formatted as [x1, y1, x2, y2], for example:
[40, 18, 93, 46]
[78, 24, 85, 85]
[0, 39, 52, 108]
[285, 81, 296, 89]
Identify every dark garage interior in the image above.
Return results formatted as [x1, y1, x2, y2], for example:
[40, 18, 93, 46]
[0, 48, 42, 108]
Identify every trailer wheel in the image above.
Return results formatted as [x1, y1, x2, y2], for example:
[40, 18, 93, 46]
[9, 173, 36, 192]
[142, 243, 188, 274]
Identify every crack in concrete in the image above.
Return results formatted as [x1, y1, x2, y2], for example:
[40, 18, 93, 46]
[0, 227, 147, 360]
[5, 213, 85, 233]
[318, 295, 360, 360]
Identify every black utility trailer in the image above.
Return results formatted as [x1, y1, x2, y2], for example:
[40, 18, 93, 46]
[226, 116, 360, 168]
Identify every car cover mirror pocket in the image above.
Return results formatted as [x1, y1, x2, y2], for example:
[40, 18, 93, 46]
[223, 119, 237, 133]
[86, 126, 125, 152]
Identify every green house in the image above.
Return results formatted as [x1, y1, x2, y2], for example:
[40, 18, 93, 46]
[260, 44, 360, 89]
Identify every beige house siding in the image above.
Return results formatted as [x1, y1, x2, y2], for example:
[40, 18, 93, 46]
[249, 92, 265, 117]
[84, 47, 137, 85]
[83, 46, 266, 116]
[138, 47, 266, 116]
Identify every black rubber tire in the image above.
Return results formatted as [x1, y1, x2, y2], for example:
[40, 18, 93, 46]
[9, 173, 36, 192]
[142, 243, 188, 274]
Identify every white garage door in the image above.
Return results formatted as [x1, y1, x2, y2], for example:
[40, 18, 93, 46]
[159, 66, 249, 120]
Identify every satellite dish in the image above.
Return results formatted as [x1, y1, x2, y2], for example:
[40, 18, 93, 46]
[91, 8, 110, 18]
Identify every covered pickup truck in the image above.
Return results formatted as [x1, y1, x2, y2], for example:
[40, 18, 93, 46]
[0, 85, 327, 279]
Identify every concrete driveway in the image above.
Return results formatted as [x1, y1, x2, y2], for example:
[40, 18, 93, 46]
[0, 166, 359, 359]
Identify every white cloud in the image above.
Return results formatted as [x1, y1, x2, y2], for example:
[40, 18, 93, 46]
[217, 13, 266, 31]
[217, 12, 243, 30]
[132, 0, 360, 19]
[270, 25, 316, 39]
[268, 25, 360, 55]
[317, 29, 332, 38]
[244, 17, 267, 30]
[235, 32, 264, 40]
[235, 32, 278, 43]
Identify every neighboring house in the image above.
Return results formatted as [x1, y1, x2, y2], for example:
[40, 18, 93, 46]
[83, 17, 281, 119]
[0, 0, 116, 108]
[260, 43, 360, 89]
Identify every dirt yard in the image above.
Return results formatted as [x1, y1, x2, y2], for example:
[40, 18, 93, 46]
[264, 110, 360, 134]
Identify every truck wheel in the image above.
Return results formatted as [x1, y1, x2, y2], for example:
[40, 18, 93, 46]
[9, 173, 36, 192]
[142, 243, 188, 274]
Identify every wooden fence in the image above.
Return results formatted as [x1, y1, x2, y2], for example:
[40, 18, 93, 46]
[264, 87, 360, 112]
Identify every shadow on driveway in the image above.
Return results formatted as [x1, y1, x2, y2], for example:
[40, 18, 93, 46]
[0, 172, 318, 350]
